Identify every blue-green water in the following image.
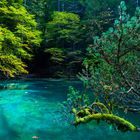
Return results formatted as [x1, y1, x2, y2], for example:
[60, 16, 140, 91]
[0, 78, 140, 140]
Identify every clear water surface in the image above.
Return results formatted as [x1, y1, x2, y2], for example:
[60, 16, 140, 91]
[0, 78, 140, 140]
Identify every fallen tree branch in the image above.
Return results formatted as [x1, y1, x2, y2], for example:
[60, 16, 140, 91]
[72, 102, 139, 132]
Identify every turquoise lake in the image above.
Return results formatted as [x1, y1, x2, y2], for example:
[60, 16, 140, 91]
[0, 78, 140, 140]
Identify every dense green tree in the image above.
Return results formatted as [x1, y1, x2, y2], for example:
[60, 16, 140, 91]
[79, 1, 140, 111]
[0, 1, 41, 77]
[46, 11, 80, 47]
[43, 11, 83, 76]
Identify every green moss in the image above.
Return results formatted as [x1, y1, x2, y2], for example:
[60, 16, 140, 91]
[72, 102, 138, 132]
[91, 102, 110, 114]
[74, 112, 137, 132]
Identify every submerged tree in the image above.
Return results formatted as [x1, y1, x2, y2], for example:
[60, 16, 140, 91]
[0, 1, 41, 77]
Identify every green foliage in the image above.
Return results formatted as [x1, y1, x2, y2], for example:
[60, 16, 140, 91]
[23, 0, 138, 77]
[46, 11, 80, 45]
[44, 11, 83, 76]
[0, 0, 23, 6]
[79, 1, 140, 110]
[0, 0, 139, 78]
[45, 48, 65, 63]
[0, 2, 41, 77]
[59, 85, 91, 124]
[61, 86, 89, 115]
[0, 54, 27, 77]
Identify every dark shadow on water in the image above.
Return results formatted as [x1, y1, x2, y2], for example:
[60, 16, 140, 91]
[0, 108, 20, 140]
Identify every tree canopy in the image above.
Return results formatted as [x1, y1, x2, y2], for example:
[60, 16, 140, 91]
[0, 1, 41, 77]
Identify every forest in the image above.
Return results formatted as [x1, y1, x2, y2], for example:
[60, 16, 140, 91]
[0, 0, 140, 140]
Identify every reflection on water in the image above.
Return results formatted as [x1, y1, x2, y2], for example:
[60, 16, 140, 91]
[0, 78, 140, 140]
